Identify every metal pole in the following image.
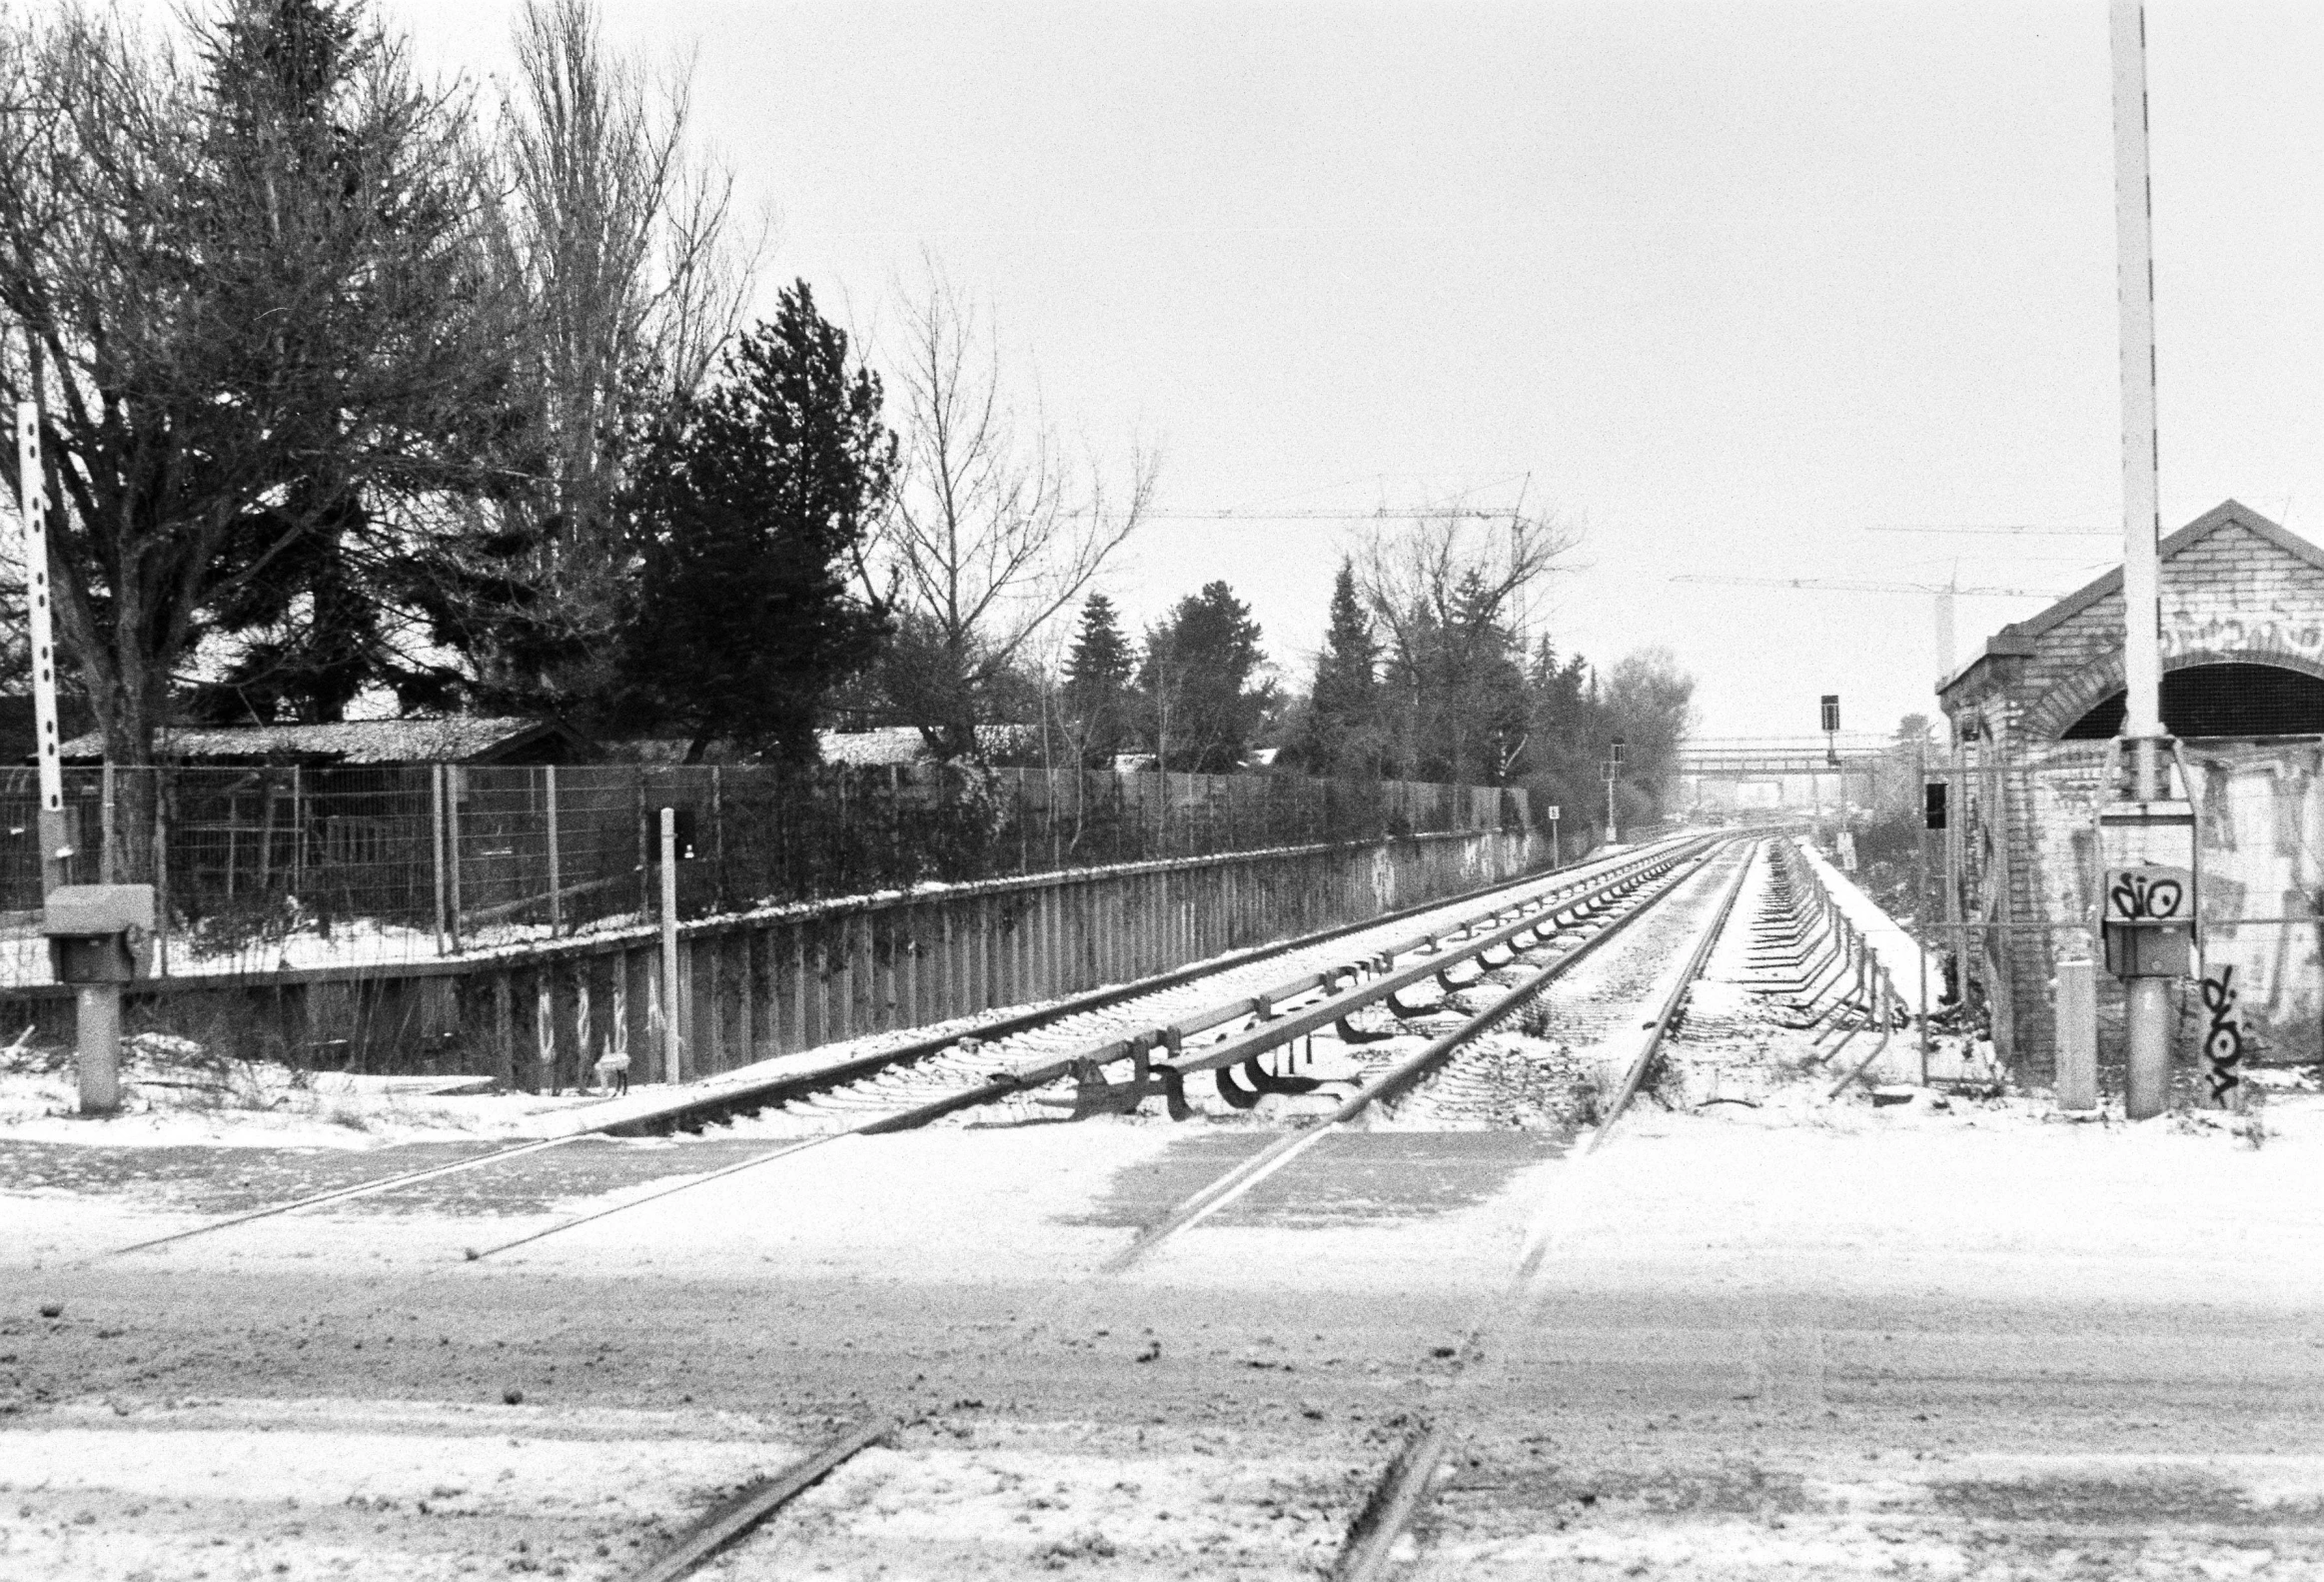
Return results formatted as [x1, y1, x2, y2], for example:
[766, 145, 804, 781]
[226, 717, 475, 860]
[2113, 0, 2171, 1118]
[660, 806, 682, 1085]
[1914, 738, 1931, 1072]
[18, 403, 65, 895]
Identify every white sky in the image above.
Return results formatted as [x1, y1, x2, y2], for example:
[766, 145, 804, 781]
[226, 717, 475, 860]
[376, 0, 2324, 741]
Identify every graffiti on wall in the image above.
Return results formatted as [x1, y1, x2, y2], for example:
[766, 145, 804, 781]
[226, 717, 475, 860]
[2200, 966, 2244, 1106]
[2163, 604, 2324, 665]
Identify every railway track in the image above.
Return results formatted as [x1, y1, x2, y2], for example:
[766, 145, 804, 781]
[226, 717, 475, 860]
[616, 835, 1765, 1581]
[82, 832, 1773, 1582]
[100, 832, 1722, 1260]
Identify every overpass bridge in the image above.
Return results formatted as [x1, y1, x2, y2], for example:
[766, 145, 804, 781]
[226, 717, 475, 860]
[1676, 735, 1891, 813]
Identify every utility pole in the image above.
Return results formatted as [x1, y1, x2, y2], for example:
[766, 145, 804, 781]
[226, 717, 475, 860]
[2102, 0, 2193, 1120]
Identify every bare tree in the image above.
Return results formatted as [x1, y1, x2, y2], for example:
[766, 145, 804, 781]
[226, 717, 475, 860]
[0, 2, 518, 873]
[1359, 514, 1579, 783]
[871, 267, 1157, 762]
[401, 0, 758, 719]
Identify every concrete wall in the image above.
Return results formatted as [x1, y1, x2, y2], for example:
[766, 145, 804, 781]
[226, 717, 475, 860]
[3, 827, 1541, 1083]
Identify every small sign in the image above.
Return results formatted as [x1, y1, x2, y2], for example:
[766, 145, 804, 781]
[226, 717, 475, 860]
[2104, 864, 2193, 925]
[1544, 805, 1561, 821]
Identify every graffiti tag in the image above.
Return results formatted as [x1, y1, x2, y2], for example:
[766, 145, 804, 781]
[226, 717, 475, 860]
[2107, 869, 2187, 922]
[2200, 966, 2243, 1106]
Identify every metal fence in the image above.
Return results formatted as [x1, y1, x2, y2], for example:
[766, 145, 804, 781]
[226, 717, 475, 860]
[0, 763, 1529, 982]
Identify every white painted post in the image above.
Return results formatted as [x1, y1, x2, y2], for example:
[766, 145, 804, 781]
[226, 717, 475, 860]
[660, 806, 682, 1084]
[431, 764, 449, 956]
[446, 766, 464, 952]
[545, 765, 562, 935]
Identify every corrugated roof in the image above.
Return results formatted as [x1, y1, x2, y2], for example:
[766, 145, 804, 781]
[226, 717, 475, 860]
[58, 717, 565, 766]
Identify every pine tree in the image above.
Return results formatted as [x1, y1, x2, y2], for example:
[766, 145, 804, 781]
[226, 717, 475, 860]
[1141, 582, 1270, 774]
[618, 281, 894, 762]
[1304, 561, 1381, 776]
[1062, 595, 1134, 768]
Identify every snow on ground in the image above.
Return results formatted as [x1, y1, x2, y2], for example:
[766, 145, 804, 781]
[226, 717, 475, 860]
[0, 1031, 616, 1150]
[0, 1395, 805, 1582]
[0, 1399, 1370, 1582]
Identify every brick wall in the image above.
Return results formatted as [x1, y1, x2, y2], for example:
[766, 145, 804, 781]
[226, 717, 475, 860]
[1938, 504, 2324, 1079]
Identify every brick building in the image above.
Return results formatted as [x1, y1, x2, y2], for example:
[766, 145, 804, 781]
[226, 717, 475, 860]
[1937, 500, 2324, 1079]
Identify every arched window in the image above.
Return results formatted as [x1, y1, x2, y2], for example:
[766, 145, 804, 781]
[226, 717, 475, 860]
[2061, 662, 2324, 739]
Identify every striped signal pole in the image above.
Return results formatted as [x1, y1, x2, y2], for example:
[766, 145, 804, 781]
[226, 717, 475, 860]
[2110, 1, 2176, 1119]
[17, 402, 66, 895]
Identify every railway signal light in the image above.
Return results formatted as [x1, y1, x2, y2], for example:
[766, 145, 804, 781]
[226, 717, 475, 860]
[1924, 783, 1947, 829]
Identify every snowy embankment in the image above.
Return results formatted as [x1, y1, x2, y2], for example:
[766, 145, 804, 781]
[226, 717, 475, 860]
[1796, 838, 1932, 1016]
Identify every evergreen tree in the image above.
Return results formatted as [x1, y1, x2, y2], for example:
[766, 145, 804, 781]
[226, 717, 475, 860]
[618, 281, 893, 762]
[1062, 594, 1134, 768]
[1303, 560, 1382, 777]
[1141, 582, 1270, 774]
[182, 0, 468, 723]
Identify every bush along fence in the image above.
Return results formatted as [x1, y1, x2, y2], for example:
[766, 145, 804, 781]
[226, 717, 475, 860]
[0, 822, 1543, 1081]
[0, 763, 1530, 985]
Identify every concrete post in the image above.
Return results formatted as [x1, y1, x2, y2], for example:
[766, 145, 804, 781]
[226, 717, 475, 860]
[2056, 953, 2098, 1110]
[77, 984, 121, 1113]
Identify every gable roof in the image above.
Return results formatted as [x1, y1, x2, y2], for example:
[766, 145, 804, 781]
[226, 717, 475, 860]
[2014, 499, 2324, 644]
[58, 716, 586, 767]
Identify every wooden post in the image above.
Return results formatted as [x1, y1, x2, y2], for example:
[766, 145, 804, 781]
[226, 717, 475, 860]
[153, 772, 170, 976]
[661, 806, 682, 1083]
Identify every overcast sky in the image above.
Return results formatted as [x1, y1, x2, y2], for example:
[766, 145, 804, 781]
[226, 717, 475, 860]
[382, 0, 2324, 742]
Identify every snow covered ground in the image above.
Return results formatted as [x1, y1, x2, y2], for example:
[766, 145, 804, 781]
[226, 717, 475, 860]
[7, 834, 2324, 1579]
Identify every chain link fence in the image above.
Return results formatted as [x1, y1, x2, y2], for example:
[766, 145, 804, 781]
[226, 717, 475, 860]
[1, 762, 1529, 983]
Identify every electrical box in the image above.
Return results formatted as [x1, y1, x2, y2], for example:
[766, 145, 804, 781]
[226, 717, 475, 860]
[2101, 862, 2193, 979]
[1923, 782, 1947, 830]
[41, 882, 156, 984]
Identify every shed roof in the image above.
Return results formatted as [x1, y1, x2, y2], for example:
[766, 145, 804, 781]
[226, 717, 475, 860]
[58, 716, 585, 767]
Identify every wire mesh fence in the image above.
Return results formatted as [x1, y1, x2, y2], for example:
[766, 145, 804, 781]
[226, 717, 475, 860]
[0, 762, 1530, 983]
